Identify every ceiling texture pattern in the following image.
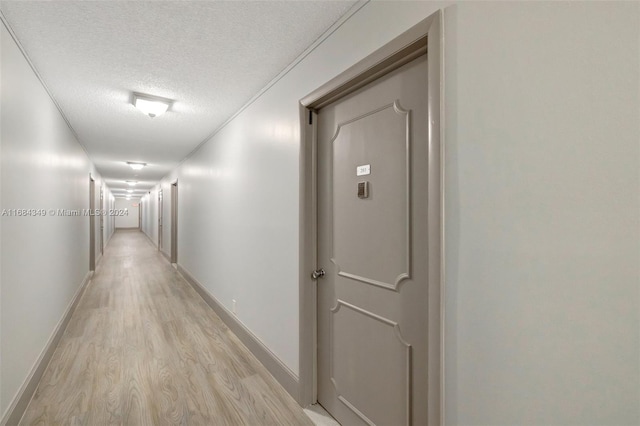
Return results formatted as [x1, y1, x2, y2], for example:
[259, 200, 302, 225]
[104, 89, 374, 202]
[0, 0, 357, 197]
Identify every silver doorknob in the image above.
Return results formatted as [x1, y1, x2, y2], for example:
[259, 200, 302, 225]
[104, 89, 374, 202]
[311, 269, 326, 279]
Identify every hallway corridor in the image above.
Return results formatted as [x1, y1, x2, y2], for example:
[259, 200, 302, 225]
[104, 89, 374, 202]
[19, 230, 312, 426]
[2, 2, 639, 424]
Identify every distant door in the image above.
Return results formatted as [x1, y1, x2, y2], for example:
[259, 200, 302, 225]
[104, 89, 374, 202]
[171, 182, 178, 263]
[316, 55, 429, 425]
[89, 176, 96, 271]
[99, 186, 104, 254]
[158, 189, 163, 250]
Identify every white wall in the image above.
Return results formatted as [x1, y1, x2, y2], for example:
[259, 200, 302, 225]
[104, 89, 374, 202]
[104, 192, 116, 245]
[96, 184, 115, 261]
[141, 188, 158, 247]
[160, 180, 174, 259]
[114, 198, 139, 229]
[0, 21, 110, 418]
[443, 2, 639, 424]
[143, 1, 639, 424]
[143, 179, 175, 258]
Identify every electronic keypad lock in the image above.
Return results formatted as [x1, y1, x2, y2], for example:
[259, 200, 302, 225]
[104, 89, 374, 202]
[357, 181, 369, 199]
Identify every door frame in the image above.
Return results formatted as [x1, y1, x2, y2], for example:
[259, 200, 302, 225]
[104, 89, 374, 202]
[170, 181, 178, 263]
[158, 189, 163, 250]
[99, 185, 104, 255]
[298, 10, 444, 423]
[89, 175, 96, 271]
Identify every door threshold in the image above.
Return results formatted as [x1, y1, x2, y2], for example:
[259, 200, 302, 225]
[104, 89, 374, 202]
[304, 404, 340, 426]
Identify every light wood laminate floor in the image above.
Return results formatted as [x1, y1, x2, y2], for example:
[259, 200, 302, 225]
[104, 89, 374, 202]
[20, 229, 313, 426]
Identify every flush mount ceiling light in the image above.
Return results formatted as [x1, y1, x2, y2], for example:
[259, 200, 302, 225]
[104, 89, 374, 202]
[126, 181, 137, 186]
[133, 92, 172, 118]
[126, 189, 133, 193]
[127, 161, 146, 170]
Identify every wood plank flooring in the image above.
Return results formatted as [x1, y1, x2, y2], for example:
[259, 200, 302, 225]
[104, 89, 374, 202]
[20, 229, 313, 426]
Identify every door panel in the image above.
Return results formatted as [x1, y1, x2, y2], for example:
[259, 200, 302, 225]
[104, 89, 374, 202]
[331, 300, 411, 426]
[332, 102, 410, 290]
[317, 55, 428, 426]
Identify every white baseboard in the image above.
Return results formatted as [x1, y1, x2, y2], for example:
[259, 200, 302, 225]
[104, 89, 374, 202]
[1, 271, 93, 426]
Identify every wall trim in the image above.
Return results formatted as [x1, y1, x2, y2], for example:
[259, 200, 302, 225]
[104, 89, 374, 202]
[160, 249, 171, 264]
[176, 264, 300, 401]
[1, 271, 93, 426]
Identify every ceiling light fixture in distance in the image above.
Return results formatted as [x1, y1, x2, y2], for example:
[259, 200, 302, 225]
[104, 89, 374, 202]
[133, 92, 172, 118]
[126, 181, 137, 186]
[127, 161, 146, 170]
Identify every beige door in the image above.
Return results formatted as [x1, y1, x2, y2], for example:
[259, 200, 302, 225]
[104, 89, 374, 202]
[317, 54, 429, 426]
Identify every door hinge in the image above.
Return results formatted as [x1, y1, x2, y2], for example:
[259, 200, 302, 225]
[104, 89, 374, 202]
[309, 110, 313, 125]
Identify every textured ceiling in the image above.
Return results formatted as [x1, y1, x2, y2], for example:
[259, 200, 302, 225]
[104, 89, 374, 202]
[0, 0, 357, 194]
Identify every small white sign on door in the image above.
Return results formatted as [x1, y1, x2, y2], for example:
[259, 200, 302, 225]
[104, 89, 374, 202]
[356, 164, 371, 176]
